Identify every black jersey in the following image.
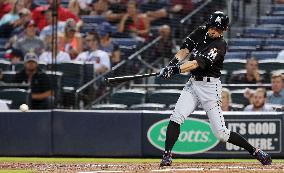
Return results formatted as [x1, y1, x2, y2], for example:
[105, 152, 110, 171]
[180, 26, 227, 78]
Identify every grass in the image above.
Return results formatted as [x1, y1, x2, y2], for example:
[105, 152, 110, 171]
[0, 157, 284, 163]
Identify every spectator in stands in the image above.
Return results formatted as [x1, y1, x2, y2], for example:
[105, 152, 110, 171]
[267, 72, 284, 105]
[276, 0, 284, 3]
[13, 20, 45, 56]
[221, 88, 234, 111]
[68, 0, 92, 15]
[6, 48, 24, 71]
[23, 0, 39, 11]
[39, 39, 71, 64]
[40, 6, 66, 45]
[4, 8, 32, 49]
[118, 0, 150, 41]
[0, 0, 24, 27]
[229, 57, 264, 84]
[76, 31, 111, 73]
[32, 0, 83, 31]
[102, 0, 127, 22]
[244, 88, 274, 112]
[153, 25, 175, 63]
[14, 53, 52, 109]
[0, 0, 12, 19]
[0, 0, 25, 38]
[59, 18, 83, 60]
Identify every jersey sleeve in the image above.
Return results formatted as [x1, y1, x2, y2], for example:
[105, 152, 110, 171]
[194, 41, 227, 69]
[180, 26, 204, 52]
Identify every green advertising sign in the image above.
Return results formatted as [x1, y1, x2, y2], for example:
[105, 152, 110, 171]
[147, 118, 219, 154]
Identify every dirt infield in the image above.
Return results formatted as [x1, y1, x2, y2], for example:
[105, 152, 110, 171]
[1, 162, 284, 173]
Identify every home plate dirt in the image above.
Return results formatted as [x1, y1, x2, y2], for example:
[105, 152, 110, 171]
[1, 162, 284, 173]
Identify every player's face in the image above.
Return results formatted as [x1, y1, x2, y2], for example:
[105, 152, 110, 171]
[271, 77, 283, 93]
[208, 27, 224, 38]
[252, 91, 265, 108]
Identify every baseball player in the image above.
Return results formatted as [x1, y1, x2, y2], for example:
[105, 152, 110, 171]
[158, 11, 272, 166]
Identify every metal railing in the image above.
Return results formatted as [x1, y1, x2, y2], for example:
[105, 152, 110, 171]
[74, 36, 161, 109]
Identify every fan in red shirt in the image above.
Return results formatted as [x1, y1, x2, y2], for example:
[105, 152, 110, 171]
[0, 0, 12, 19]
[32, 0, 83, 31]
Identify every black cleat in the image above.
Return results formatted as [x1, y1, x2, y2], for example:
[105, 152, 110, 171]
[160, 151, 172, 167]
[252, 148, 272, 165]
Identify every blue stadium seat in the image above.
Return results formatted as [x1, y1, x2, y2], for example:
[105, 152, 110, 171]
[225, 52, 248, 59]
[81, 15, 107, 24]
[243, 28, 277, 38]
[277, 28, 284, 37]
[259, 16, 284, 25]
[250, 51, 279, 59]
[272, 5, 284, 12]
[229, 38, 263, 46]
[112, 38, 140, 48]
[271, 11, 284, 16]
[263, 39, 284, 50]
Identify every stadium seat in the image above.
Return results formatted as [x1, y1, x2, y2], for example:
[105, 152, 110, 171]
[45, 71, 63, 105]
[263, 39, 284, 51]
[91, 104, 127, 110]
[81, 15, 106, 24]
[277, 28, 284, 38]
[0, 88, 30, 109]
[271, 11, 284, 16]
[57, 62, 84, 89]
[146, 89, 181, 105]
[243, 28, 277, 38]
[2, 71, 16, 83]
[223, 59, 246, 72]
[231, 69, 268, 83]
[130, 103, 166, 110]
[14, 62, 47, 71]
[110, 89, 146, 106]
[272, 5, 284, 12]
[0, 60, 10, 71]
[259, 59, 284, 73]
[229, 38, 263, 46]
[155, 74, 189, 84]
[225, 52, 248, 59]
[230, 89, 250, 106]
[220, 70, 228, 84]
[83, 62, 95, 83]
[112, 38, 140, 48]
[250, 51, 279, 59]
[259, 16, 284, 25]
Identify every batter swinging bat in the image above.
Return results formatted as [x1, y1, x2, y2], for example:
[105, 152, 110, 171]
[105, 72, 159, 85]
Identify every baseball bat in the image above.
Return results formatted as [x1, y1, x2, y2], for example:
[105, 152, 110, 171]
[105, 72, 159, 85]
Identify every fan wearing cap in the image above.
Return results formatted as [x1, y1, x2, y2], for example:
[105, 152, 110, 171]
[14, 53, 52, 109]
[59, 18, 83, 60]
[13, 20, 45, 57]
[32, 0, 83, 31]
[76, 31, 110, 74]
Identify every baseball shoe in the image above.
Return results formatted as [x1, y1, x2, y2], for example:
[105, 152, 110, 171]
[252, 148, 272, 165]
[160, 151, 172, 167]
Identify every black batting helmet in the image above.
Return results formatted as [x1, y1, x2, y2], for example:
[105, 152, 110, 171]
[206, 11, 229, 30]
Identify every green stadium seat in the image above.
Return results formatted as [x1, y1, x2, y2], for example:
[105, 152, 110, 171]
[91, 104, 127, 110]
[259, 59, 284, 73]
[147, 89, 181, 105]
[231, 89, 250, 106]
[155, 74, 189, 84]
[231, 69, 268, 83]
[223, 59, 246, 73]
[0, 60, 10, 71]
[2, 71, 16, 83]
[57, 62, 84, 90]
[130, 103, 166, 110]
[0, 89, 30, 109]
[110, 89, 146, 106]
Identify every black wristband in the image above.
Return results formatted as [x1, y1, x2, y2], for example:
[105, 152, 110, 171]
[168, 57, 179, 67]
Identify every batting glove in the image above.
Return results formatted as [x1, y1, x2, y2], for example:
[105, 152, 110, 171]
[167, 57, 179, 67]
[158, 66, 181, 79]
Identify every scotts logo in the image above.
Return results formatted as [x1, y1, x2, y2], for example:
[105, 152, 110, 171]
[147, 118, 219, 154]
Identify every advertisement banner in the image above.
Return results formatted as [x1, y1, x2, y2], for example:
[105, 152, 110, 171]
[142, 112, 284, 158]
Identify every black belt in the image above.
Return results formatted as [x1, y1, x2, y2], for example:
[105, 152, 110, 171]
[193, 76, 211, 82]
